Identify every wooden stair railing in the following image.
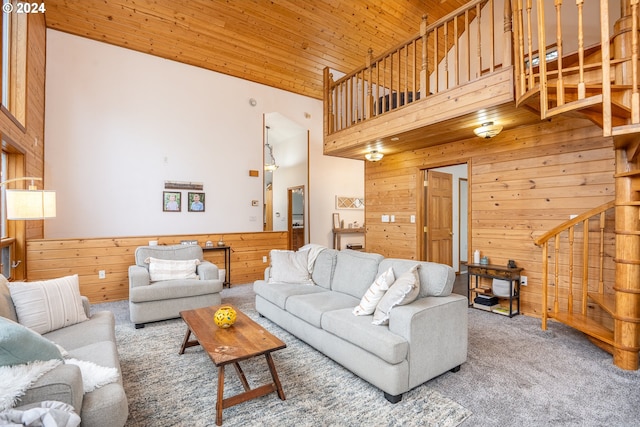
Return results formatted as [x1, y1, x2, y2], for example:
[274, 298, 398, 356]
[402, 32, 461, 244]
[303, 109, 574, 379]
[515, 0, 640, 371]
[323, 0, 511, 135]
[534, 201, 617, 353]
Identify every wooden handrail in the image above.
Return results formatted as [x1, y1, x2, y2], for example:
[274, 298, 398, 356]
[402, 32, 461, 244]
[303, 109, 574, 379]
[534, 200, 615, 246]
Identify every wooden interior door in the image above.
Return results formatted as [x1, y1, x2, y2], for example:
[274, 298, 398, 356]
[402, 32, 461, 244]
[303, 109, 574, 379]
[425, 170, 453, 266]
[264, 183, 273, 231]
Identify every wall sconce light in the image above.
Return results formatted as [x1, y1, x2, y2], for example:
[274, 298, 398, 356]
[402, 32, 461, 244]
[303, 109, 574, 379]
[0, 177, 56, 219]
[365, 150, 384, 162]
[474, 122, 503, 139]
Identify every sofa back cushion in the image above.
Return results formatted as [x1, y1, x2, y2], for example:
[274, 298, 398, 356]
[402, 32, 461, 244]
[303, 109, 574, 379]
[377, 258, 455, 297]
[310, 249, 338, 289]
[135, 244, 204, 269]
[0, 274, 17, 322]
[331, 250, 384, 299]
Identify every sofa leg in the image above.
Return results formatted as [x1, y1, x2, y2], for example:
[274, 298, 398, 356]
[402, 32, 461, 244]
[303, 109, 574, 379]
[450, 365, 461, 373]
[135, 323, 145, 329]
[384, 392, 402, 404]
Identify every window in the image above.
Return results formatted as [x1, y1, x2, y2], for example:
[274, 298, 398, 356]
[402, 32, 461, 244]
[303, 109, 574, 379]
[1, 0, 27, 125]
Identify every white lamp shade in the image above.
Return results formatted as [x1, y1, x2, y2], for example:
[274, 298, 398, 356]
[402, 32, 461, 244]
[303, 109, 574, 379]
[6, 189, 56, 219]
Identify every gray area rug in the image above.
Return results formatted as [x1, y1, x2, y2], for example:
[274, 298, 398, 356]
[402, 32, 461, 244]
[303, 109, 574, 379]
[97, 282, 640, 427]
[115, 301, 470, 426]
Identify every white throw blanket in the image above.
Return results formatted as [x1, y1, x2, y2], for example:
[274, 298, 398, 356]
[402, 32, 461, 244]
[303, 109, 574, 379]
[0, 400, 80, 427]
[0, 358, 118, 413]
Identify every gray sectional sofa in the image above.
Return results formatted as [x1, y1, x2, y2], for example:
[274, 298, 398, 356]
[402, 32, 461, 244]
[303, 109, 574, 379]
[254, 248, 468, 403]
[0, 277, 128, 426]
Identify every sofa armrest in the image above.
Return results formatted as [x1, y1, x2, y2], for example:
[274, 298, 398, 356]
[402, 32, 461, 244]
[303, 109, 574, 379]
[81, 296, 90, 318]
[197, 261, 219, 281]
[128, 265, 150, 288]
[389, 294, 468, 388]
[21, 363, 84, 413]
[264, 267, 271, 281]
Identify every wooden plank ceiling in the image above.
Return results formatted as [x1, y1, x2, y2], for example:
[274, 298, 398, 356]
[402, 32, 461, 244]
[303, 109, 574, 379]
[44, 0, 469, 100]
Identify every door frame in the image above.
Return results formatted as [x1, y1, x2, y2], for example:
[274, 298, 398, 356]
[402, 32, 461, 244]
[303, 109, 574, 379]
[417, 162, 471, 269]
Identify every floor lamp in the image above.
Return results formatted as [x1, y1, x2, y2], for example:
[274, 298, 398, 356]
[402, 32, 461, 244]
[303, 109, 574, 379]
[1, 177, 56, 219]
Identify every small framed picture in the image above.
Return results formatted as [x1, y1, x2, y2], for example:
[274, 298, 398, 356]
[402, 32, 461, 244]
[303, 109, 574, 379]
[333, 213, 341, 230]
[163, 191, 181, 212]
[188, 192, 205, 212]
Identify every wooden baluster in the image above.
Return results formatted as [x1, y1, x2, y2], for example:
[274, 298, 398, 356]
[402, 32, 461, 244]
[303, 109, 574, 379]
[476, 3, 482, 77]
[568, 226, 574, 314]
[466, 9, 471, 82]
[404, 46, 409, 105]
[600, 0, 612, 136]
[555, 0, 565, 107]
[537, 0, 548, 118]
[489, 0, 495, 73]
[347, 77, 351, 126]
[453, 13, 459, 86]
[412, 40, 417, 99]
[554, 234, 560, 314]
[516, 0, 526, 93]
[359, 70, 364, 123]
[434, 23, 439, 92]
[541, 241, 549, 330]
[582, 220, 589, 315]
[376, 58, 381, 116]
[526, 0, 534, 90]
[444, 19, 449, 89]
[577, 0, 585, 99]
[366, 49, 373, 120]
[598, 211, 606, 295]
[631, 0, 639, 123]
[390, 53, 394, 111]
[421, 15, 429, 99]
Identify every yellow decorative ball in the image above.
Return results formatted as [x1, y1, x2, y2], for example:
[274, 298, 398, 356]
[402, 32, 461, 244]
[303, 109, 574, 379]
[214, 306, 237, 328]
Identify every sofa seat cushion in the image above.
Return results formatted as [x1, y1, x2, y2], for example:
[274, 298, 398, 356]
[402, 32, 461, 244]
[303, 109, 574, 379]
[286, 292, 359, 328]
[322, 308, 409, 365]
[129, 279, 222, 303]
[254, 280, 327, 310]
[44, 312, 115, 351]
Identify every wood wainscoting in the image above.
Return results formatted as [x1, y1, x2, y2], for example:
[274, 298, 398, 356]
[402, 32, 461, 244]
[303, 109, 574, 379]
[26, 232, 287, 303]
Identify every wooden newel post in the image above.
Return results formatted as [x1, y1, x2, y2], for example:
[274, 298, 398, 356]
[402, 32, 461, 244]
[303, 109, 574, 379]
[420, 14, 429, 99]
[503, 0, 513, 67]
[323, 67, 334, 135]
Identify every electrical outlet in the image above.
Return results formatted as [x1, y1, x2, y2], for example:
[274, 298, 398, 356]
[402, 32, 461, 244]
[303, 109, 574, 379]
[521, 275, 528, 286]
[98, 270, 106, 279]
[390, 215, 395, 222]
[263, 256, 268, 263]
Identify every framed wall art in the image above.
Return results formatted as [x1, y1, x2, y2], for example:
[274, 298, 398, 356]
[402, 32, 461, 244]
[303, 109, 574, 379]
[163, 191, 181, 212]
[336, 196, 364, 209]
[188, 192, 205, 212]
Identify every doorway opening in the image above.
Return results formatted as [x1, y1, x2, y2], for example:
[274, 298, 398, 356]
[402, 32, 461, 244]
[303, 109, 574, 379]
[418, 163, 469, 273]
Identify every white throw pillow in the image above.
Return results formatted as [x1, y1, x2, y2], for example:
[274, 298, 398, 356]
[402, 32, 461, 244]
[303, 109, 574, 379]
[145, 257, 200, 282]
[352, 267, 395, 316]
[372, 265, 421, 326]
[268, 250, 312, 284]
[8, 275, 88, 334]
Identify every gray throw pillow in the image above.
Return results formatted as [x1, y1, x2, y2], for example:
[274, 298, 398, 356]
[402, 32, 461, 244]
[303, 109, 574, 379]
[0, 317, 63, 367]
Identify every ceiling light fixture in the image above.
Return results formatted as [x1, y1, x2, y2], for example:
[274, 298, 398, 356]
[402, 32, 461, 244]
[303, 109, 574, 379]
[264, 126, 279, 171]
[474, 122, 503, 139]
[365, 150, 384, 162]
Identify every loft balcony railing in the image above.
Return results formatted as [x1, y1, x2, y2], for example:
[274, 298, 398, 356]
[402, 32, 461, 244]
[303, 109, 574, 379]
[324, 0, 512, 135]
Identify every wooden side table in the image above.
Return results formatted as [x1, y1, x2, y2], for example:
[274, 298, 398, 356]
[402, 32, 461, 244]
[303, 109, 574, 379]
[202, 245, 231, 287]
[332, 227, 365, 250]
[467, 263, 523, 317]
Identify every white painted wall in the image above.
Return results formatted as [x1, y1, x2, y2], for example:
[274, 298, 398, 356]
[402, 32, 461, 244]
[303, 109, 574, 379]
[44, 30, 364, 246]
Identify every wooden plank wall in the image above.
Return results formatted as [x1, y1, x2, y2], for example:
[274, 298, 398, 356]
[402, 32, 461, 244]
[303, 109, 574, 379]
[26, 232, 288, 303]
[364, 116, 615, 317]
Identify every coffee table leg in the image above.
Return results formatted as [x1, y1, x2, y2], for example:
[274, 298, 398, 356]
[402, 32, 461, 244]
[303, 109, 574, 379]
[233, 362, 251, 392]
[265, 353, 286, 400]
[179, 329, 192, 355]
[216, 365, 225, 426]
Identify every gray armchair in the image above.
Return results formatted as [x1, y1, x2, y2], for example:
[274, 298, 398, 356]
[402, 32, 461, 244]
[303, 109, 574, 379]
[128, 244, 223, 328]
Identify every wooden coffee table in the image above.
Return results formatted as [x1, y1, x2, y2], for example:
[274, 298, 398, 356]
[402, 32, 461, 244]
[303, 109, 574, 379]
[179, 304, 286, 426]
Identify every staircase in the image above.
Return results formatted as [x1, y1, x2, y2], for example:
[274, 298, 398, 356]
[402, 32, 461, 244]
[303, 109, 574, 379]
[516, 0, 640, 370]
